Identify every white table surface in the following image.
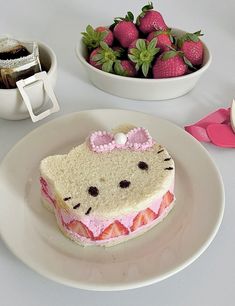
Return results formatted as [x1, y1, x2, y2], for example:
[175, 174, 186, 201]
[0, 0, 235, 305]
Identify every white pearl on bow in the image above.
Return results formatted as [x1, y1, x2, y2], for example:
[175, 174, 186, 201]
[114, 133, 127, 145]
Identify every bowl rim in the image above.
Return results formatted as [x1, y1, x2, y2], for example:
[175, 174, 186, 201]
[76, 27, 212, 82]
[0, 41, 57, 92]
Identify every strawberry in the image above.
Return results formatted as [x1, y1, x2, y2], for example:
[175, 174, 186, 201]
[89, 48, 102, 69]
[66, 220, 94, 239]
[113, 12, 139, 48]
[136, 2, 167, 34]
[152, 50, 189, 78]
[178, 30, 204, 66]
[158, 191, 174, 216]
[128, 39, 138, 52]
[89, 42, 121, 72]
[114, 60, 137, 77]
[147, 29, 173, 52]
[128, 38, 159, 77]
[130, 208, 157, 232]
[96, 26, 114, 46]
[40, 177, 48, 189]
[82, 25, 113, 49]
[97, 221, 129, 240]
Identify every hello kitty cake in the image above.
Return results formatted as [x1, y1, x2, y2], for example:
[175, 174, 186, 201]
[40, 125, 175, 247]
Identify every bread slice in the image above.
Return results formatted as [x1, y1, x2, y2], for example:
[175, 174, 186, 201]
[40, 125, 175, 247]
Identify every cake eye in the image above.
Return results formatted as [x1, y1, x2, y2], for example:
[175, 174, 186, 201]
[88, 186, 99, 197]
[138, 161, 148, 170]
[119, 180, 131, 188]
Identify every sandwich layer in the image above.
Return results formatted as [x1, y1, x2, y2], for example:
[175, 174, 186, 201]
[40, 125, 176, 247]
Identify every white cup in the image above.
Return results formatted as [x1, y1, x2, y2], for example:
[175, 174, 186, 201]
[0, 42, 57, 120]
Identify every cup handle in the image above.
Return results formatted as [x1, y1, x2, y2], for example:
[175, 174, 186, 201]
[16, 71, 60, 122]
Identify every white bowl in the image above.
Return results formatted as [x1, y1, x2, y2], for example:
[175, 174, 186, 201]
[0, 42, 57, 120]
[76, 28, 212, 101]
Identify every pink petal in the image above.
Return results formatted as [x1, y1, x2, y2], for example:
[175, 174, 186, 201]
[207, 123, 235, 148]
[195, 108, 230, 129]
[185, 125, 211, 142]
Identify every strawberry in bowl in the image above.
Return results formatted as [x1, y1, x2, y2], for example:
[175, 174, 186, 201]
[76, 2, 211, 100]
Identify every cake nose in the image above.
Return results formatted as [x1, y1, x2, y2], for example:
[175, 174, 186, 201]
[114, 133, 127, 145]
[119, 180, 131, 188]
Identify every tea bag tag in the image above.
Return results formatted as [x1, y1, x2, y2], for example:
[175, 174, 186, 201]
[16, 71, 60, 122]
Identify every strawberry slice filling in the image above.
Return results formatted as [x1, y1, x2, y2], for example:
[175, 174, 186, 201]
[40, 177, 175, 243]
[40, 177, 55, 207]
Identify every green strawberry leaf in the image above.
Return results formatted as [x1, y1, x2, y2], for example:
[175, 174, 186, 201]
[142, 62, 150, 77]
[86, 25, 94, 35]
[187, 33, 199, 42]
[102, 61, 113, 73]
[142, 2, 153, 12]
[92, 54, 103, 62]
[126, 11, 134, 22]
[129, 48, 140, 57]
[114, 60, 124, 75]
[147, 37, 157, 50]
[135, 63, 140, 71]
[183, 56, 196, 69]
[194, 30, 203, 36]
[162, 51, 177, 60]
[136, 39, 146, 51]
[128, 54, 139, 63]
[151, 47, 160, 56]
[100, 41, 109, 50]
[100, 31, 107, 40]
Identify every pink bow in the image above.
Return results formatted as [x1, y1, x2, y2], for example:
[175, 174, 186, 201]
[89, 127, 155, 153]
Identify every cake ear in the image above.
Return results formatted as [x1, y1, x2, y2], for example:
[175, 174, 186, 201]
[40, 154, 65, 181]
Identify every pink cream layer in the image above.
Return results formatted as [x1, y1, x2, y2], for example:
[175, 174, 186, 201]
[40, 177, 175, 243]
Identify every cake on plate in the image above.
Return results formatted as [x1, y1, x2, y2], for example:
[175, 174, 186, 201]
[40, 125, 175, 247]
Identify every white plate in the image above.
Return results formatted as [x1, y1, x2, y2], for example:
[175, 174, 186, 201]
[0, 109, 224, 291]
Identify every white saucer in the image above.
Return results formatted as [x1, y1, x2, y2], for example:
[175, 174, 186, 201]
[0, 109, 224, 291]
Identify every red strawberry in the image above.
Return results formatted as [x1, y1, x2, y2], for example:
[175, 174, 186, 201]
[96, 26, 114, 46]
[153, 50, 187, 78]
[147, 30, 172, 52]
[66, 220, 94, 240]
[158, 191, 174, 216]
[40, 177, 48, 188]
[113, 12, 139, 48]
[114, 60, 137, 77]
[97, 221, 129, 240]
[136, 2, 167, 34]
[82, 25, 113, 49]
[130, 208, 157, 232]
[89, 42, 121, 72]
[178, 31, 204, 66]
[89, 48, 102, 69]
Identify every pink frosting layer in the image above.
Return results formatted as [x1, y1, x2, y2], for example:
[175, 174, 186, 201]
[40, 177, 174, 244]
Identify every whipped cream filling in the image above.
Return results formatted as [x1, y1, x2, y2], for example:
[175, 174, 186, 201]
[40, 178, 175, 243]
